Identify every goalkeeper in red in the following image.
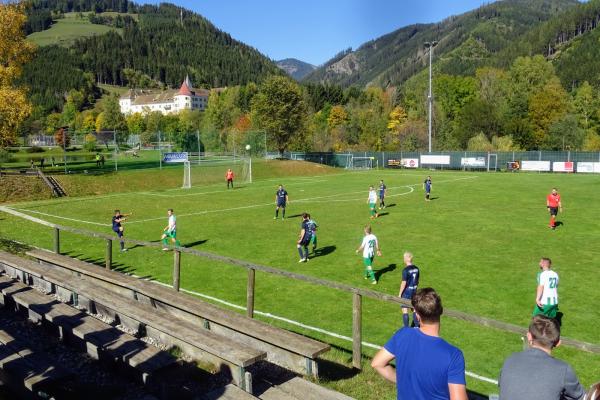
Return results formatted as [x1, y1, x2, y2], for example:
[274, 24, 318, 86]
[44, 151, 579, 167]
[546, 188, 562, 230]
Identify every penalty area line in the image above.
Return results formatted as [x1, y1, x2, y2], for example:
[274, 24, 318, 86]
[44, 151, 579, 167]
[146, 279, 499, 386]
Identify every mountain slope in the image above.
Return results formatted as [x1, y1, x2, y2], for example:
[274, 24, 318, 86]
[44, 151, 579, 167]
[21, 1, 282, 113]
[304, 0, 579, 87]
[276, 58, 316, 80]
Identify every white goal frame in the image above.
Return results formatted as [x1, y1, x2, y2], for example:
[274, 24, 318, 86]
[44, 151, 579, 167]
[346, 156, 374, 170]
[182, 160, 192, 189]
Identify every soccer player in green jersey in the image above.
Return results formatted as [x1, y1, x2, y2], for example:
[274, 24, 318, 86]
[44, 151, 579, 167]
[161, 209, 181, 250]
[356, 225, 381, 284]
[533, 257, 559, 318]
[367, 186, 379, 219]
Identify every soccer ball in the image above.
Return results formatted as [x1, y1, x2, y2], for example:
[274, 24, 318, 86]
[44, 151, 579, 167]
[245, 144, 251, 150]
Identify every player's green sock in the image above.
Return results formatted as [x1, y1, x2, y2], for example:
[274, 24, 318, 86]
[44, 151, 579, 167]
[162, 237, 168, 246]
[175, 240, 181, 247]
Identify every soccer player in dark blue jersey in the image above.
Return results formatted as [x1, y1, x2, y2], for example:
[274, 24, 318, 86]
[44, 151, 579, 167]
[399, 252, 420, 327]
[274, 185, 289, 220]
[378, 180, 387, 209]
[112, 210, 131, 252]
[423, 176, 432, 201]
[297, 213, 311, 262]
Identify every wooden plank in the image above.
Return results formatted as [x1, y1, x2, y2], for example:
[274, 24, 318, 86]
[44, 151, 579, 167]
[173, 250, 181, 291]
[203, 384, 259, 400]
[246, 268, 255, 318]
[352, 293, 361, 370]
[277, 377, 355, 400]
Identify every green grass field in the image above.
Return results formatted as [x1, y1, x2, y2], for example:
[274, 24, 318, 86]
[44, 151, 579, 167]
[1, 163, 599, 398]
[27, 13, 121, 47]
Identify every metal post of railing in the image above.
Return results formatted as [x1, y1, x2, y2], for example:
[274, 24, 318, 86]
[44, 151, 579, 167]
[247, 268, 255, 318]
[105, 239, 112, 270]
[53, 228, 60, 254]
[173, 250, 181, 291]
[352, 292, 362, 369]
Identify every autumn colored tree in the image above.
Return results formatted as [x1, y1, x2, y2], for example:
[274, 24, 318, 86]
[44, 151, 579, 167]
[528, 77, 569, 147]
[0, 1, 35, 147]
[54, 127, 70, 147]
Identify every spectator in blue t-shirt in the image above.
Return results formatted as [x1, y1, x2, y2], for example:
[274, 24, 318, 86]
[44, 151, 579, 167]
[371, 288, 467, 400]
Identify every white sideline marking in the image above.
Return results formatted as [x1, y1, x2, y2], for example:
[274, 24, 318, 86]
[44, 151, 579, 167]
[2, 207, 110, 227]
[148, 179, 329, 198]
[10, 175, 479, 227]
[147, 279, 498, 386]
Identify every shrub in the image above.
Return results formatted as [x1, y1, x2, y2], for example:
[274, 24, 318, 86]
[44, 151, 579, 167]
[0, 148, 13, 164]
[26, 146, 45, 153]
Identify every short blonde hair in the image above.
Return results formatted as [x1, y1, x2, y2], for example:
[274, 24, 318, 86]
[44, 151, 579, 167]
[404, 252, 413, 262]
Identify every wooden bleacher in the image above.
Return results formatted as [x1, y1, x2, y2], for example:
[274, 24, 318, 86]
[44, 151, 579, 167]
[26, 248, 331, 378]
[0, 251, 264, 393]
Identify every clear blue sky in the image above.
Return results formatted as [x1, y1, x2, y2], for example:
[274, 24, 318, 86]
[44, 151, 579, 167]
[141, 0, 495, 65]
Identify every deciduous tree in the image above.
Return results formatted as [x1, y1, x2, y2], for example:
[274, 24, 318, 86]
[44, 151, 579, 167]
[251, 76, 306, 155]
[0, 1, 35, 147]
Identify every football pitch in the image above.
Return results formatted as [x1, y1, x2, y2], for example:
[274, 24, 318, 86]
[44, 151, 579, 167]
[1, 166, 600, 398]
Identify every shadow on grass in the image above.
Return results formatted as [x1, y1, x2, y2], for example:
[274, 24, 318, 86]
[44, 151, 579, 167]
[285, 213, 304, 219]
[384, 203, 396, 208]
[0, 238, 31, 255]
[376, 212, 389, 218]
[312, 245, 336, 258]
[375, 263, 397, 281]
[555, 221, 564, 227]
[182, 239, 208, 248]
[429, 197, 439, 201]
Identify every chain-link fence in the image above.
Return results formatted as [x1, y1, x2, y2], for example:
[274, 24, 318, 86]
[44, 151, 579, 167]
[273, 151, 600, 172]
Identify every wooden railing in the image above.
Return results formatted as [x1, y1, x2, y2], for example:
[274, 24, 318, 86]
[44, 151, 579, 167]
[1, 206, 599, 367]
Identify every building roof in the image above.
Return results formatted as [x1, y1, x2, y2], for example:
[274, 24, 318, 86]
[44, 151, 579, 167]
[179, 75, 194, 96]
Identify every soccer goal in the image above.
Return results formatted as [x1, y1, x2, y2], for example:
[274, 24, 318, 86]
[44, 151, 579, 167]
[183, 155, 252, 188]
[346, 156, 374, 170]
[182, 161, 192, 189]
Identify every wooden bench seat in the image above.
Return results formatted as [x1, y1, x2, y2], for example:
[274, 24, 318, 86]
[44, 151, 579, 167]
[0, 274, 175, 383]
[27, 248, 330, 376]
[0, 321, 72, 397]
[0, 252, 265, 392]
[203, 383, 260, 400]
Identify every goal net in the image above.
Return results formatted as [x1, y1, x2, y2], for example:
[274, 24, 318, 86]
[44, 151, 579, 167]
[346, 156, 374, 170]
[182, 154, 252, 188]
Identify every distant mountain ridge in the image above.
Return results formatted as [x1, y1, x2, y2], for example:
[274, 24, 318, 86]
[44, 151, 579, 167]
[303, 0, 581, 87]
[276, 58, 316, 80]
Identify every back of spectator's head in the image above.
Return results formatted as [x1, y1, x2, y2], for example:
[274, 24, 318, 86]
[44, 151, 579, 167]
[411, 288, 443, 323]
[586, 382, 600, 400]
[528, 315, 560, 350]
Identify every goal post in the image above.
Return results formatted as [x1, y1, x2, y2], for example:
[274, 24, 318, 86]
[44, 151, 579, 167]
[346, 156, 374, 170]
[183, 155, 252, 188]
[182, 160, 191, 189]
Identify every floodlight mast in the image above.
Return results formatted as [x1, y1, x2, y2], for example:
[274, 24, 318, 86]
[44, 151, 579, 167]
[424, 41, 438, 153]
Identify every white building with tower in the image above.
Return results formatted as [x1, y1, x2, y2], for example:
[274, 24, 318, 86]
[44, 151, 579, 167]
[119, 76, 209, 115]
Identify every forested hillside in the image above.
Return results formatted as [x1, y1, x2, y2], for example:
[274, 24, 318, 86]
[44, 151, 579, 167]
[21, 1, 281, 114]
[304, 0, 579, 87]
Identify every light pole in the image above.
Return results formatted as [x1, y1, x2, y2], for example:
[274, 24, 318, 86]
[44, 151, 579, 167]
[425, 41, 438, 153]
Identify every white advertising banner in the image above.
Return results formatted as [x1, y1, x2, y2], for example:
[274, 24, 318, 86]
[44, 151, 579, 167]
[521, 160, 551, 172]
[401, 158, 419, 168]
[461, 157, 486, 167]
[420, 155, 451, 165]
[552, 162, 574, 173]
[163, 152, 189, 163]
[577, 162, 600, 173]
